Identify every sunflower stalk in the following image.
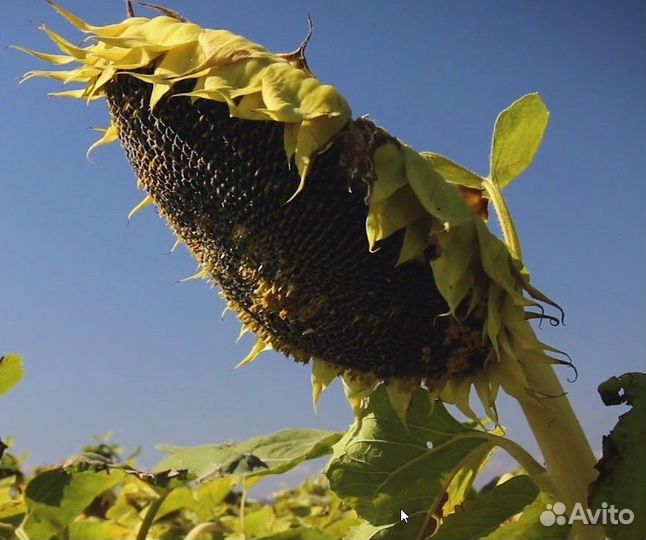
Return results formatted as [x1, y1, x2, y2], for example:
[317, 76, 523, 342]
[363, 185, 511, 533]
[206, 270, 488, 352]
[519, 368, 604, 539]
[486, 176, 604, 539]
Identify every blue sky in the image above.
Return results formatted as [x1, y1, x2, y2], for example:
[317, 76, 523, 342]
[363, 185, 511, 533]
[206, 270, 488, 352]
[1, 0, 644, 487]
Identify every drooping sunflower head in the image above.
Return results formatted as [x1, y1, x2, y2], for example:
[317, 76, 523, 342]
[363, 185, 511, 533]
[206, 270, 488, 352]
[17, 2, 570, 422]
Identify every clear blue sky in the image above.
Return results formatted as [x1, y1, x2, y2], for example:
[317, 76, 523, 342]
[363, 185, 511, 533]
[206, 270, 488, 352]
[1, 0, 644, 485]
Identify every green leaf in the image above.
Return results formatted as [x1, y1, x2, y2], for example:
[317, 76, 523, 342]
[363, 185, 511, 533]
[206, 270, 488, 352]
[154, 486, 194, 521]
[433, 475, 538, 539]
[155, 429, 342, 480]
[67, 519, 132, 540]
[221, 505, 276, 538]
[588, 372, 645, 540]
[484, 491, 570, 540]
[366, 186, 427, 249]
[260, 527, 333, 540]
[324, 386, 496, 540]
[0, 481, 26, 521]
[192, 477, 235, 521]
[19, 469, 125, 540]
[404, 147, 473, 225]
[421, 152, 484, 189]
[490, 93, 549, 187]
[322, 515, 362, 539]
[343, 521, 395, 540]
[104, 476, 155, 529]
[442, 436, 497, 516]
[0, 354, 24, 396]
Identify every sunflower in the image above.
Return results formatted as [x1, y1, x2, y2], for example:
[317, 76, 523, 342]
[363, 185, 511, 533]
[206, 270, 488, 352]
[17, 2, 569, 422]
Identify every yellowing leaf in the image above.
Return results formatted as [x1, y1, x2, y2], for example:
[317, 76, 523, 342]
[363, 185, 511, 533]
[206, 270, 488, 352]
[87, 123, 119, 159]
[48, 88, 101, 100]
[10, 46, 75, 65]
[292, 113, 349, 193]
[430, 222, 478, 314]
[68, 519, 131, 540]
[283, 122, 300, 162]
[21, 4, 351, 197]
[403, 145, 472, 225]
[396, 219, 432, 265]
[421, 151, 484, 189]
[311, 358, 339, 407]
[384, 378, 418, 424]
[177, 268, 207, 283]
[0, 354, 24, 396]
[371, 143, 409, 204]
[235, 338, 272, 368]
[341, 372, 377, 418]
[366, 186, 427, 250]
[46, 1, 106, 33]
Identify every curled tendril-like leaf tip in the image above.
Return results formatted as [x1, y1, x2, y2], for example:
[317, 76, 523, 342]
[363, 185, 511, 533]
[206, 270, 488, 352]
[278, 13, 314, 73]
[558, 351, 578, 383]
[137, 2, 188, 22]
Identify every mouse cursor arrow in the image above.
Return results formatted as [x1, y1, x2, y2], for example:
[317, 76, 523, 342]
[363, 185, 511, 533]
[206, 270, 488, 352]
[400, 509, 409, 523]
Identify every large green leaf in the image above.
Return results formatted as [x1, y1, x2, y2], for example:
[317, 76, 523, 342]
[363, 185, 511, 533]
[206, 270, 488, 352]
[490, 93, 549, 187]
[433, 475, 538, 539]
[155, 429, 342, 480]
[588, 372, 645, 540]
[484, 491, 570, 540]
[324, 386, 496, 540]
[0, 354, 24, 396]
[19, 469, 125, 540]
[333, 474, 519, 540]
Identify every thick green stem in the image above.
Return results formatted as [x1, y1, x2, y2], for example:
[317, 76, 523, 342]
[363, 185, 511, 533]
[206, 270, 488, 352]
[483, 179, 523, 260]
[136, 490, 169, 540]
[520, 363, 604, 539]
[239, 478, 248, 539]
[485, 177, 604, 538]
